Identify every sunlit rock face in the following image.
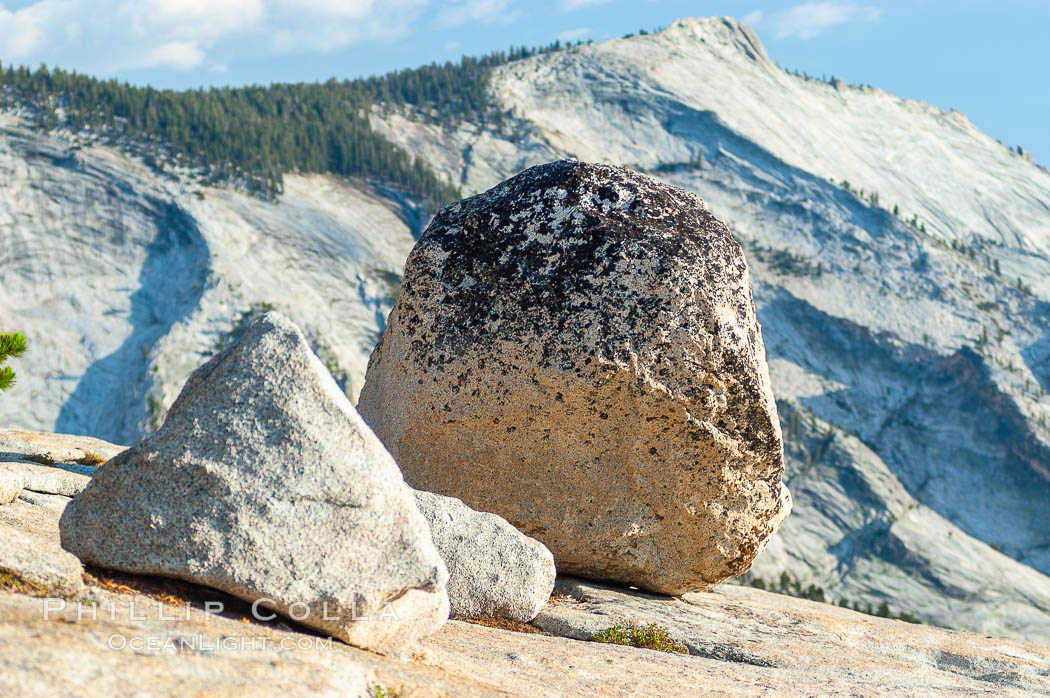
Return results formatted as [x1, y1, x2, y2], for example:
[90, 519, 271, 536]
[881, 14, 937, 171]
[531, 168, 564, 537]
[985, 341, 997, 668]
[360, 160, 789, 594]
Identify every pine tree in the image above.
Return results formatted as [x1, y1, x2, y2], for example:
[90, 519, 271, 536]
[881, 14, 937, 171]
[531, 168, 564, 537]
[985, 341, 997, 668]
[0, 40, 584, 207]
[0, 332, 27, 392]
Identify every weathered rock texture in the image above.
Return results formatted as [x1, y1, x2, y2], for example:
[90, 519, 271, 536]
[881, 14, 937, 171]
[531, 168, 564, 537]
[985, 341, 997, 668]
[4, 434, 1049, 698]
[0, 461, 91, 498]
[18, 490, 72, 512]
[0, 429, 126, 465]
[6, 17, 1050, 642]
[0, 471, 20, 504]
[360, 160, 790, 594]
[0, 428, 116, 501]
[414, 490, 555, 621]
[60, 312, 449, 655]
[0, 521, 85, 594]
[529, 577, 1050, 696]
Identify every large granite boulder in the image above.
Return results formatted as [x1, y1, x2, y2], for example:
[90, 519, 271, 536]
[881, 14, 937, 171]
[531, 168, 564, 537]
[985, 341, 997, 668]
[60, 312, 449, 656]
[359, 160, 790, 594]
[414, 490, 555, 621]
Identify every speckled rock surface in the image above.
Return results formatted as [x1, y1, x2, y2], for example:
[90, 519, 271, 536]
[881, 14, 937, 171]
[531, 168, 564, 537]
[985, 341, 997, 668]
[0, 519, 84, 593]
[0, 461, 92, 497]
[4, 443, 1049, 698]
[360, 160, 790, 594]
[60, 312, 449, 656]
[414, 489, 555, 622]
[18, 490, 72, 512]
[0, 429, 126, 465]
[0, 470, 20, 504]
[529, 576, 1050, 696]
[0, 428, 118, 500]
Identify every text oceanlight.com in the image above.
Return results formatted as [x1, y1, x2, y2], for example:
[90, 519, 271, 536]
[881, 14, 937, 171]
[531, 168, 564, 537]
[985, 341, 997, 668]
[107, 634, 333, 652]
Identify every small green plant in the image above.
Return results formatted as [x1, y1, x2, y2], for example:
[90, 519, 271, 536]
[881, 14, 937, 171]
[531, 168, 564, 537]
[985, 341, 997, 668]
[0, 332, 27, 392]
[0, 568, 86, 602]
[368, 685, 404, 698]
[593, 622, 688, 654]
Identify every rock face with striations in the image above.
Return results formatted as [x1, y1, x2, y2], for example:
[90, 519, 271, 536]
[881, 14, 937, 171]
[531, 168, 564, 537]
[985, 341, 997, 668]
[359, 160, 790, 594]
[60, 312, 449, 656]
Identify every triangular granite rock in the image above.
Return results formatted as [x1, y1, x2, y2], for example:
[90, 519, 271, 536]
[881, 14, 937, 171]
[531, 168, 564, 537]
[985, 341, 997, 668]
[61, 312, 449, 655]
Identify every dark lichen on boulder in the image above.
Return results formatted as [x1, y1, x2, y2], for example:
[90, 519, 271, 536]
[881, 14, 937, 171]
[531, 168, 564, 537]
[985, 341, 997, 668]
[360, 160, 790, 594]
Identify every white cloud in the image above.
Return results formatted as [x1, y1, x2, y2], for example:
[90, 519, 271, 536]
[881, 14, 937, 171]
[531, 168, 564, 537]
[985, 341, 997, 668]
[432, 0, 520, 29]
[561, 0, 608, 10]
[774, 3, 882, 40]
[118, 0, 266, 39]
[139, 41, 206, 71]
[556, 27, 590, 43]
[273, 0, 378, 18]
[272, 1, 428, 53]
[741, 10, 763, 26]
[0, 0, 433, 75]
[0, 0, 73, 61]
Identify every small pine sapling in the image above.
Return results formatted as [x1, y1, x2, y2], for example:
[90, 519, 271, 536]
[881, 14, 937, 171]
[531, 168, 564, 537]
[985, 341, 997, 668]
[0, 332, 27, 392]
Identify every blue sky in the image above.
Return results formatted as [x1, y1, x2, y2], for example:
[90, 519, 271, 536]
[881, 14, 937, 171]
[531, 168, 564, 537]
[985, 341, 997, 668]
[1, 1, 1047, 165]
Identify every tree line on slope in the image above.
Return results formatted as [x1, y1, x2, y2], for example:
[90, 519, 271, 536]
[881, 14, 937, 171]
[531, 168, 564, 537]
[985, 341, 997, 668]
[0, 42, 569, 203]
[745, 572, 922, 624]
